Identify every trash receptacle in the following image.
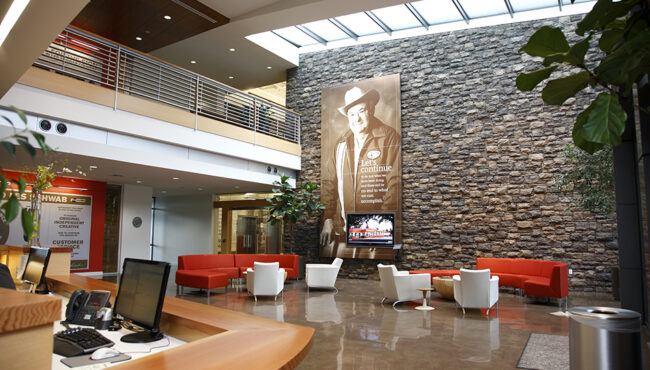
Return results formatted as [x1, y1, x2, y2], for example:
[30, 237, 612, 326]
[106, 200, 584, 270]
[569, 306, 642, 370]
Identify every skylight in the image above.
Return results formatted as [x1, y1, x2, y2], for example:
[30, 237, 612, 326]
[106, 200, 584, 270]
[247, 0, 597, 65]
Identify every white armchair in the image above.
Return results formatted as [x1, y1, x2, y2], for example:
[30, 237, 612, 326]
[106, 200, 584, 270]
[453, 268, 499, 316]
[306, 258, 343, 292]
[247, 261, 285, 302]
[378, 264, 431, 307]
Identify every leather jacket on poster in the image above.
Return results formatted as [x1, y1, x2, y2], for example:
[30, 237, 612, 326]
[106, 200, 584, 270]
[322, 117, 401, 235]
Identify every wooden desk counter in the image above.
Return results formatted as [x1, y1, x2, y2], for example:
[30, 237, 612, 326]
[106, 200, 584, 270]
[0, 288, 61, 370]
[48, 274, 314, 370]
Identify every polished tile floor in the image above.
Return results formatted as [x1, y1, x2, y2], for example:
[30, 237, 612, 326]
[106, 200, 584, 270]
[171, 278, 645, 369]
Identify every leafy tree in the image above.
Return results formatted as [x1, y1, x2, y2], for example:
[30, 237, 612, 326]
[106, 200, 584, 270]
[516, 0, 649, 153]
[555, 144, 615, 215]
[266, 174, 324, 225]
[1, 106, 53, 241]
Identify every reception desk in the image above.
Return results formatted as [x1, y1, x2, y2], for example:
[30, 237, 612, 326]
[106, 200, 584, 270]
[47, 274, 314, 369]
[0, 288, 61, 370]
[0, 245, 73, 279]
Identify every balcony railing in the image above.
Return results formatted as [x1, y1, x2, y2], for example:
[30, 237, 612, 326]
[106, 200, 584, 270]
[33, 27, 300, 144]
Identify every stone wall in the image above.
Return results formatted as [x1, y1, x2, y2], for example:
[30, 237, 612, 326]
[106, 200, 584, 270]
[285, 15, 618, 292]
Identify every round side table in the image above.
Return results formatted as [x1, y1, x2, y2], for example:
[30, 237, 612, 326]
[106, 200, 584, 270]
[415, 287, 436, 311]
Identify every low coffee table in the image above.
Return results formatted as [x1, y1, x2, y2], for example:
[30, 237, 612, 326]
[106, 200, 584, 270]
[433, 277, 455, 300]
[415, 287, 436, 311]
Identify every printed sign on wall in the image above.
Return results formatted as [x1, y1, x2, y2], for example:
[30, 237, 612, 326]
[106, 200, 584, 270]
[320, 74, 402, 259]
[1, 191, 93, 270]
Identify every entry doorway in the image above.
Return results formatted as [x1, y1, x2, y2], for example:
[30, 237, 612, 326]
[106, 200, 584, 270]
[214, 193, 283, 255]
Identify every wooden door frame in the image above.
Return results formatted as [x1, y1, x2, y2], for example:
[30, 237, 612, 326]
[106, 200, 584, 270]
[214, 199, 268, 254]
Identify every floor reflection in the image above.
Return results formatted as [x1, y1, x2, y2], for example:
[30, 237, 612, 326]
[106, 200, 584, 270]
[171, 277, 633, 369]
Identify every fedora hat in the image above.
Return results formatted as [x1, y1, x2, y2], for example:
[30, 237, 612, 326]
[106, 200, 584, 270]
[337, 86, 380, 116]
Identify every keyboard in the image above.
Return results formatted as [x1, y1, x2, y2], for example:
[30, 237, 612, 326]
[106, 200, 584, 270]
[53, 327, 115, 357]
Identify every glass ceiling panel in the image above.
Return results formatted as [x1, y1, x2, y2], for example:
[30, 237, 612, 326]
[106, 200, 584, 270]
[371, 4, 421, 31]
[273, 26, 317, 47]
[511, 0, 558, 12]
[411, 0, 464, 24]
[562, 0, 595, 4]
[335, 12, 384, 36]
[302, 19, 349, 42]
[458, 0, 508, 18]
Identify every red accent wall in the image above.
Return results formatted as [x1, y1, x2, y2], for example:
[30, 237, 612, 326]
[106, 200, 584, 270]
[3, 171, 107, 272]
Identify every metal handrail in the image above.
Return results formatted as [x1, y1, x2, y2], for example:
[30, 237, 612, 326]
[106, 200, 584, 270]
[32, 27, 301, 144]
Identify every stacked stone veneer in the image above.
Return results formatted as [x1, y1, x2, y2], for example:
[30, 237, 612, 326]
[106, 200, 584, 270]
[285, 15, 618, 292]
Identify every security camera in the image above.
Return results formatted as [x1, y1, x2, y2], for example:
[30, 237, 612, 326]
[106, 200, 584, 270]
[267, 166, 272, 173]
[39, 120, 51, 131]
[56, 123, 68, 134]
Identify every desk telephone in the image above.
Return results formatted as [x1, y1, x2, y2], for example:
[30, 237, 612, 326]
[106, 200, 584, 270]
[66, 290, 111, 326]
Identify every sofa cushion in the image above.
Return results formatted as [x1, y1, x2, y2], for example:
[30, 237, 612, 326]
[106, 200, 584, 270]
[207, 267, 239, 280]
[492, 273, 526, 288]
[176, 270, 228, 290]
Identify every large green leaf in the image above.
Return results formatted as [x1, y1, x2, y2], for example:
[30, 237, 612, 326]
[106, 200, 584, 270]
[516, 66, 558, 91]
[576, 0, 635, 35]
[595, 28, 650, 92]
[543, 36, 592, 66]
[21, 208, 34, 242]
[519, 26, 570, 57]
[1, 141, 15, 157]
[541, 72, 591, 105]
[11, 177, 26, 193]
[1, 194, 19, 222]
[572, 93, 627, 153]
[599, 28, 624, 52]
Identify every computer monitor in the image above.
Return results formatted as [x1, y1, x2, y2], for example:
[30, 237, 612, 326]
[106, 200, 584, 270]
[113, 258, 171, 343]
[22, 246, 51, 294]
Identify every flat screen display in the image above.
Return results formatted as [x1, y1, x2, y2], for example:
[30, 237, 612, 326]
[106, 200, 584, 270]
[346, 212, 395, 247]
[22, 246, 51, 286]
[113, 259, 170, 332]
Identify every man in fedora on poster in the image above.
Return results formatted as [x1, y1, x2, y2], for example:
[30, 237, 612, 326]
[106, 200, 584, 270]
[320, 86, 401, 251]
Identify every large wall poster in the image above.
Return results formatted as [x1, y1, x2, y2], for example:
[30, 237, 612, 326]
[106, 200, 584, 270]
[320, 74, 402, 259]
[1, 190, 93, 270]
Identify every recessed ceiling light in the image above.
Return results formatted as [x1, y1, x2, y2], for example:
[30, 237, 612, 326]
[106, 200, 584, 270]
[228, 76, 234, 79]
[162, 190, 167, 194]
[190, 60, 196, 64]
[198, 188, 203, 191]
[172, 177, 179, 180]
[89, 165, 97, 169]
[229, 48, 235, 52]
[267, 66, 272, 70]
[136, 180, 142, 184]
[164, 15, 171, 20]
[135, 36, 142, 41]
[234, 186, 240, 189]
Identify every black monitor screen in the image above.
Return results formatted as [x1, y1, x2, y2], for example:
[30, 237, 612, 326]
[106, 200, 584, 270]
[22, 246, 51, 287]
[113, 258, 170, 342]
[346, 212, 395, 247]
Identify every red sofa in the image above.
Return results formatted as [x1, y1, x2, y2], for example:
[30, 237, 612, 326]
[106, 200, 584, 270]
[176, 254, 300, 292]
[476, 258, 568, 300]
[233, 254, 299, 279]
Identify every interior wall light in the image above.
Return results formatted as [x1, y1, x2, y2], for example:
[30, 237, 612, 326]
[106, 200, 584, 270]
[0, 0, 30, 48]
[229, 48, 235, 52]
[190, 60, 196, 64]
[136, 36, 142, 41]
[164, 15, 171, 20]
